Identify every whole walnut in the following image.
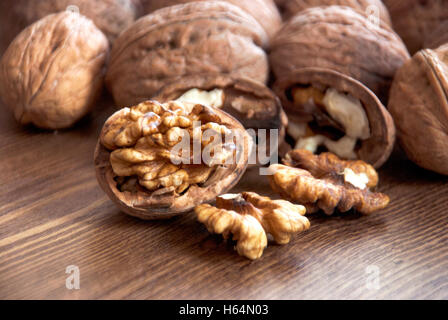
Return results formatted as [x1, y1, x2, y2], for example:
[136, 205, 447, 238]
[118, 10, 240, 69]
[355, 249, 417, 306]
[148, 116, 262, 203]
[0, 0, 141, 53]
[383, 0, 448, 54]
[140, 0, 281, 40]
[424, 21, 448, 50]
[0, 12, 109, 129]
[388, 44, 448, 175]
[273, 68, 395, 168]
[106, 1, 269, 107]
[273, 0, 391, 24]
[269, 6, 410, 103]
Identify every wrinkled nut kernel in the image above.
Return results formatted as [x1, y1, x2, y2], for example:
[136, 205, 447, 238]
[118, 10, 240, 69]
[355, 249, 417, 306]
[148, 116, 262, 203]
[0, 11, 109, 130]
[153, 74, 288, 165]
[269, 149, 390, 215]
[106, 1, 269, 107]
[274, 0, 391, 25]
[274, 68, 395, 168]
[94, 100, 252, 220]
[195, 192, 309, 260]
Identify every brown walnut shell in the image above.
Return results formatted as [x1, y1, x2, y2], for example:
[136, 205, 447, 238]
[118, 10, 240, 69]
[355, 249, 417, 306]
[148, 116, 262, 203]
[388, 44, 448, 175]
[0, 0, 140, 53]
[383, 0, 448, 54]
[269, 6, 410, 103]
[273, 67, 395, 168]
[0, 12, 109, 130]
[273, 0, 391, 24]
[94, 101, 253, 220]
[106, 1, 269, 108]
[140, 0, 281, 40]
[153, 74, 288, 165]
[424, 21, 448, 51]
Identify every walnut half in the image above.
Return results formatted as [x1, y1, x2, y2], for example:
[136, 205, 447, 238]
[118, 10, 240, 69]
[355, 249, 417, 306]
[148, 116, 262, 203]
[195, 192, 309, 260]
[94, 100, 252, 219]
[269, 149, 390, 215]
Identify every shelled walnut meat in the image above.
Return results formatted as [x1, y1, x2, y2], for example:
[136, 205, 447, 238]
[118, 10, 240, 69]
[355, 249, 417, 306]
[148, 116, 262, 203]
[269, 6, 410, 102]
[273, 0, 391, 24]
[388, 44, 448, 175]
[195, 192, 309, 259]
[269, 150, 390, 215]
[140, 0, 281, 40]
[153, 75, 287, 164]
[0, 0, 141, 53]
[94, 100, 253, 219]
[0, 12, 109, 130]
[106, 1, 269, 107]
[383, 0, 448, 54]
[273, 68, 395, 168]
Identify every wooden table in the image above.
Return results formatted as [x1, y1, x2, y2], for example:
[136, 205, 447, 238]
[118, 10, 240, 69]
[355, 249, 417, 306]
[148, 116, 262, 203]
[0, 94, 447, 300]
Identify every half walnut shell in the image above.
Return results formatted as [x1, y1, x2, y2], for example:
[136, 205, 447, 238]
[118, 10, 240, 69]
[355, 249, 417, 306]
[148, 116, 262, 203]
[269, 6, 409, 102]
[152, 74, 287, 164]
[106, 1, 269, 107]
[273, 67, 395, 168]
[94, 100, 253, 219]
[388, 44, 448, 175]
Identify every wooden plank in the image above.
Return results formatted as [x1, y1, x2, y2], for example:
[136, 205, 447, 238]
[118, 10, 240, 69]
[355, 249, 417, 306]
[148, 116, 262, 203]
[0, 94, 447, 299]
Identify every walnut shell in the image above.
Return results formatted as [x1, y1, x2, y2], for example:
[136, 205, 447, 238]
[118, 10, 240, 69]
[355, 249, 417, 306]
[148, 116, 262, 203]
[383, 0, 448, 54]
[273, 67, 395, 168]
[0, 0, 140, 53]
[153, 74, 288, 165]
[0, 12, 109, 130]
[106, 1, 269, 107]
[140, 0, 281, 40]
[273, 0, 391, 24]
[269, 6, 410, 103]
[424, 21, 448, 50]
[94, 101, 253, 220]
[388, 44, 448, 175]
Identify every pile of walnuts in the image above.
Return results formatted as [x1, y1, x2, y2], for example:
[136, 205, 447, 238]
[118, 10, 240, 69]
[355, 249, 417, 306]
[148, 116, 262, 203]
[1, 0, 447, 260]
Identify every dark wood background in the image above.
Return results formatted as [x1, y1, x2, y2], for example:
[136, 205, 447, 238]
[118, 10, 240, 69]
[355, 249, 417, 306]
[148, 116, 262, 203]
[0, 93, 447, 299]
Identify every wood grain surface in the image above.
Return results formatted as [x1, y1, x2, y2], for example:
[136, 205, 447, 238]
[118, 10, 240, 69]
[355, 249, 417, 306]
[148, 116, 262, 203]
[0, 93, 447, 300]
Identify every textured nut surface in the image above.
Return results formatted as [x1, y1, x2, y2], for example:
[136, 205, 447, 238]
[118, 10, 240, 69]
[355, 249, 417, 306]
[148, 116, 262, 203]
[274, 68, 395, 168]
[388, 44, 448, 175]
[153, 74, 288, 164]
[383, 0, 448, 54]
[195, 192, 309, 259]
[0, 0, 140, 51]
[94, 100, 252, 219]
[269, 150, 390, 215]
[0, 12, 109, 129]
[106, 1, 269, 107]
[269, 6, 409, 102]
[140, 0, 281, 40]
[274, 0, 391, 24]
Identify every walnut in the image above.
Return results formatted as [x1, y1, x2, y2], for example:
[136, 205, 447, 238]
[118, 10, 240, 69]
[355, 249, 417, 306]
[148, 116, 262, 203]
[0, 0, 141, 53]
[195, 192, 309, 259]
[153, 74, 288, 165]
[269, 6, 410, 103]
[273, 68, 395, 168]
[383, 0, 448, 54]
[424, 21, 448, 51]
[140, 0, 281, 40]
[106, 1, 269, 107]
[388, 44, 448, 175]
[94, 100, 253, 219]
[273, 0, 391, 24]
[269, 149, 390, 215]
[0, 12, 109, 130]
